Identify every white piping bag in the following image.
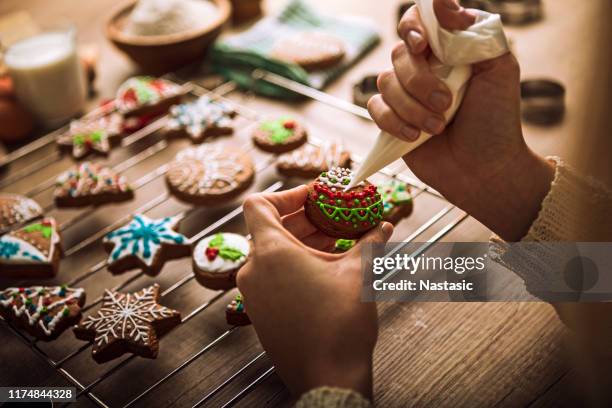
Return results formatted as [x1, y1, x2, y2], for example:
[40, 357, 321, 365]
[345, 0, 510, 190]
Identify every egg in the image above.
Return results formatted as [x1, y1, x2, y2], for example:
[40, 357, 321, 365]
[0, 97, 35, 143]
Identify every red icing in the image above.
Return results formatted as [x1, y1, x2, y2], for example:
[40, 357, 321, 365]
[122, 88, 137, 103]
[283, 120, 296, 129]
[205, 247, 219, 261]
[313, 181, 378, 206]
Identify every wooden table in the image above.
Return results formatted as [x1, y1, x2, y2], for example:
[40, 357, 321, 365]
[0, 0, 602, 406]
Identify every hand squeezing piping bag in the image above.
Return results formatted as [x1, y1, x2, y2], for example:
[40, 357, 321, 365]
[345, 0, 510, 190]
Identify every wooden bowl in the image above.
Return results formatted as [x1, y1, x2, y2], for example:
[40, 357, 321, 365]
[106, 0, 231, 74]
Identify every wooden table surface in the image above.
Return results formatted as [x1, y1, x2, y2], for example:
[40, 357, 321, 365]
[0, 0, 603, 406]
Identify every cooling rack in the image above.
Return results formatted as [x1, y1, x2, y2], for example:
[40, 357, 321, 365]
[0, 71, 467, 407]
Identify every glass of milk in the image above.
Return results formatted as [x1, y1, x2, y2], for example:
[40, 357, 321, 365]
[4, 23, 86, 129]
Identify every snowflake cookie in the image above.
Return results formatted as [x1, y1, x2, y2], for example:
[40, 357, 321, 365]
[103, 214, 191, 276]
[165, 95, 236, 143]
[74, 284, 180, 363]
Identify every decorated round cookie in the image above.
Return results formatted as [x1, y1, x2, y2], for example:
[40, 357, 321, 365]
[305, 167, 383, 239]
[0, 285, 85, 341]
[226, 293, 250, 326]
[165, 96, 236, 143]
[378, 179, 413, 225]
[116, 76, 183, 117]
[193, 232, 250, 290]
[103, 214, 191, 276]
[166, 145, 255, 205]
[252, 117, 307, 153]
[277, 142, 351, 178]
[271, 31, 346, 71]
[54, 162, 133, 207]
[0, 193, 43, 234]
[0, 218, 62, 278]
[57, 113, 124, 159]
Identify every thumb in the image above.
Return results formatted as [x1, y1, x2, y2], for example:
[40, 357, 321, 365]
[433, 0, 477, 31]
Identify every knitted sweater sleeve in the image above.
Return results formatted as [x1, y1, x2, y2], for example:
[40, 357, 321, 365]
[295, 387, 372, 408]
[490, 156, 612, 297]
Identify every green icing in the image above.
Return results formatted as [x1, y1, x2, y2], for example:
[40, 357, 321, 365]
[209, 233, 245, 261]
[23, 223, 53, 239]
[335, 239, 356, 252]
[208, 233, 225, 248]
[260, 118, 295, 144]
[317, 198, 384, 225]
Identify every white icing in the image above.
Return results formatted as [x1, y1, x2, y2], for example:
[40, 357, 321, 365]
[0, 194, 42, 228]
[278, 142, 345, 169]
[193, 233, 249, 273]
[0, 219, 59, 264]
[104, 214, 187, 267]
[55, 162, 131, 198]
[166, 96, 234, 141]
[80, 285, 176, 347]
[318, 167, 361, 189]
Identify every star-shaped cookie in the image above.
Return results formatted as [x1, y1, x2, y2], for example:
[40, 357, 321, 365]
[103, 214, 191, 275]
[57, 113, 123, 159]
[165, 96, 236, 143]
[73, 284, 180, 363]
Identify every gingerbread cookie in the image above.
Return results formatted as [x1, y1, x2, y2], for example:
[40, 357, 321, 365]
[378, 179, 413, 225]
[0, 194, 43, 234]
[304, 168, 383, 239]
[166, 145, 255, 205]
[165, 96, 236, 143]
[271, 31, 346, 71]
[277, 142, 351, 178]
[252, 117, 307, 153]
[57, 113, 124, 159]
[54, 162, 133, 207]
[103, 214, 190, 276]
[193, 232, 250, 290]
[226, 293, 250, 326]
[74, 284, 180, 363]
[0, 218, 62, 278]
[116, 76, 183, 118]
[0, 285, 85, 341]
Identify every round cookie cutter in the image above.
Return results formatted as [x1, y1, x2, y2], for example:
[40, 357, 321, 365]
[520, 79, 565, 125]
[353, 74, 379, 109]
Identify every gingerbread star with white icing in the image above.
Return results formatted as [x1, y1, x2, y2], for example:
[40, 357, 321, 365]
[165, 96, 236, 143]
[73, 284, 180, 363]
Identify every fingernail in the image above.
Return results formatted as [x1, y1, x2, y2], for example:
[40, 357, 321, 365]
[381, 222, 394, 240]
[407, 31, 423, 52]
[424, 117, 445, 134]
[444, 0, 460, 10]
[429, 91, 451, 111]
[401, 125, 420, 141]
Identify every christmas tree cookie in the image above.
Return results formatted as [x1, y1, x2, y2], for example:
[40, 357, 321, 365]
[378, 179, 413, 225]
[305, 167, 383, 239]
[226, 293, 250, 326]
[57, 113, 124, 159]
[252, 117, 307, 153]
[166, 145, 255, 205]
[0, 218, 62, 278]
[277, 142, 351, 178]
[0, 193, 43, 234]
[54, 162, 133, 207]
[165, 95, 236, 143]
[193, 232, 250, 290]
[116, 76, 183, 118]
[74, 284, 180, 363]
[0, 285, 85, 341]
[103, 214, 191, 275]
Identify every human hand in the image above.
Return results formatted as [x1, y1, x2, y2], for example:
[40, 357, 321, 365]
[369, 0, 554, 241]
[238, 186, 394, 398]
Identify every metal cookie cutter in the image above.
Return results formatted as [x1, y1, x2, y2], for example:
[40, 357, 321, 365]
[520, 79, 566, 125]
[353, 75, 379, 109]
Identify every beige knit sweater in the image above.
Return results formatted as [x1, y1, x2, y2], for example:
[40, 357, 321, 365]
[295, 157, 612, 407]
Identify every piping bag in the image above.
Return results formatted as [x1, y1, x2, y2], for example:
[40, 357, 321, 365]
[345, 0, 510, 190]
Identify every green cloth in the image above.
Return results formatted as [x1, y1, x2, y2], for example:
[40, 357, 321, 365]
[211, 0, 380, 98]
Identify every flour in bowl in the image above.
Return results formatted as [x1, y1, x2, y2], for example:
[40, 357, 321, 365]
[124, 0, 219, 36]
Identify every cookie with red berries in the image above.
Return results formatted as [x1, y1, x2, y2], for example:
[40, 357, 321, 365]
[193, 232, 250, 290]
[116, 76, 183, 118]
[252, 117, 307, 154]
[305, 167, 384, 239]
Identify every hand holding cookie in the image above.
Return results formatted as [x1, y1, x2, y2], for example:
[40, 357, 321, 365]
[238, 186, 393, 398]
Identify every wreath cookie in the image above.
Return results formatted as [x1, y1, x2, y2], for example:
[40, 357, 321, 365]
[378, 179, 413, 225]
[57, 113, 123, 159]
[305, 167, 383, 239]
[165, 96, 236, 143]
[0, 194, 43, 234]
[116, 76, 183, 118]
[277, 142, 351, 178]
[103, 214, 191, 276]
[54, 162, 133, 207]
[193, 232, 250, 290]
[0, 285, 85, 341]
[0, 218, 62, 278]
[166, 145, 255, 205]
[252, 117, 307, 153]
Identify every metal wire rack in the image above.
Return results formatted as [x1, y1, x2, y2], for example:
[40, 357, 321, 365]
[0, 71, 467, 407]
